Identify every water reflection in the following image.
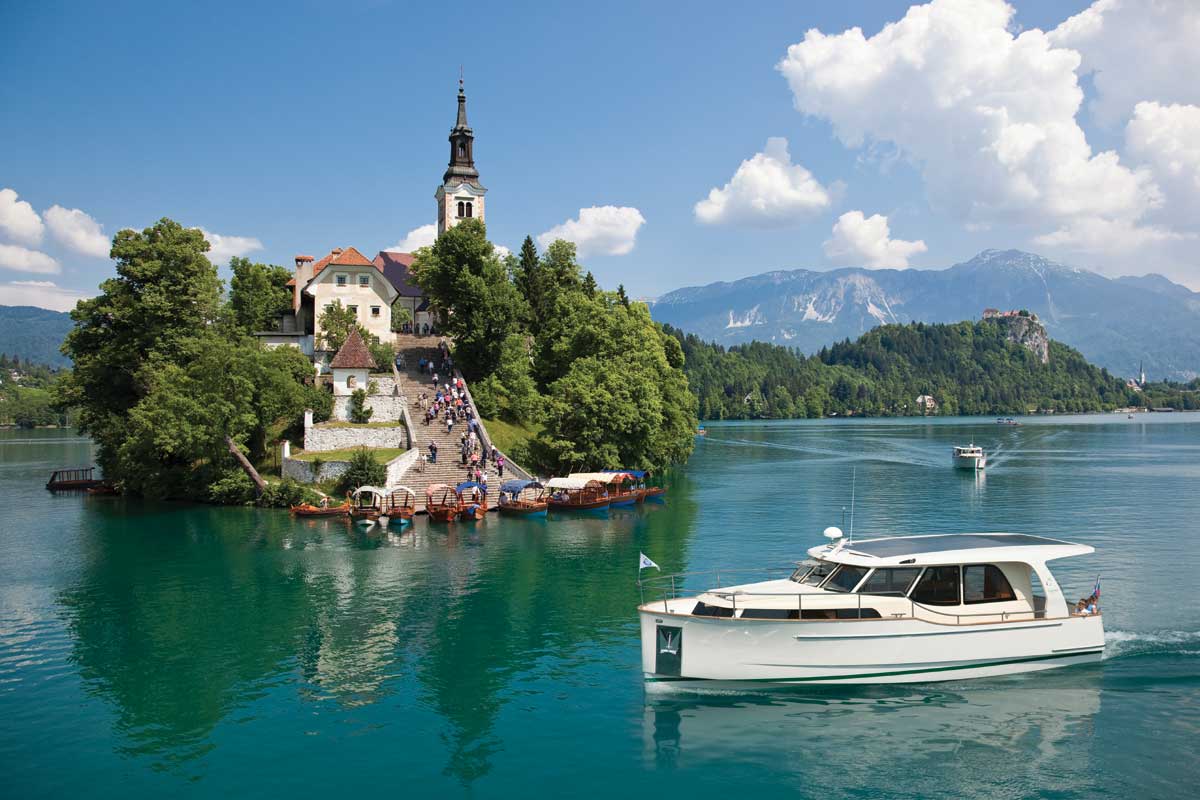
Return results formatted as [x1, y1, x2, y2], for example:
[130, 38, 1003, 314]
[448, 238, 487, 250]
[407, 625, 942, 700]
[643, 673, 1103, 796]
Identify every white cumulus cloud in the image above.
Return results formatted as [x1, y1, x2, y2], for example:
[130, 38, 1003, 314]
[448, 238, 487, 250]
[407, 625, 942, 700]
[197, 228, 264, 265]
[694, 137, 835, 227]
[44, 205, 110, 258]
[387, 223, 438, 253]
[0, 244, 60, 274]
[494, 244, 511, 258]
[0, 188, 45, 246]
[0, 280, 91, 312]
[777, 0, 1159, 239]
[1125, 101, 1200, 223]
[1049, 0, 1200, 126]
[538, 206, 645, 258]
[823, 211, 927, 268]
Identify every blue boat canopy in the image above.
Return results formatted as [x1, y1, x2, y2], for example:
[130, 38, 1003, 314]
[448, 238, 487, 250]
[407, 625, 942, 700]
[456, 481, 487, 494]
[500, 479, 542, 493]
[601, 469, 648, 479]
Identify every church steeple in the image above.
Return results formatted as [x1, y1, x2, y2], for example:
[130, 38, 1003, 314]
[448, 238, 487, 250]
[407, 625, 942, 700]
[444, 77, 480, 186]
[435, 75, 487, 236]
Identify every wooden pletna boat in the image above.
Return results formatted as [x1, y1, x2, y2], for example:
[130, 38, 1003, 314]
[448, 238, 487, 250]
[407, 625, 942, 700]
[349, 486, 390, 523]
[572, 471, 638, 507]
[601, 469, 665, 502]
[291, 500, 350, 517]
[546, 476, 610, 511]
[425, 483, 461, 523]
[456, 481, 488, 521]
[383, 486, 417, 524]
[46, 467, 102, 492]
[498, 479, 547, 517]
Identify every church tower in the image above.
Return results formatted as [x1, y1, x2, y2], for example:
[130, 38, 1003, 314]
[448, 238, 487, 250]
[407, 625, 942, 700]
[435, 78, 487, 236]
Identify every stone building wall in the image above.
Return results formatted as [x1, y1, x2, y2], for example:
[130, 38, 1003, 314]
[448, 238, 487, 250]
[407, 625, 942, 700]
[304, 423, 407, 452]
[282, 457, 351, 484]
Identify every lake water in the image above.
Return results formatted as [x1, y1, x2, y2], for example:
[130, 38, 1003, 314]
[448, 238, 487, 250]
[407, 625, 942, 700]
[2, 416, 1198, 798]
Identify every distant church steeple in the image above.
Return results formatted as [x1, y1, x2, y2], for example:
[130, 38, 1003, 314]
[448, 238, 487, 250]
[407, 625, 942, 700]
[436, 74, 487, 236]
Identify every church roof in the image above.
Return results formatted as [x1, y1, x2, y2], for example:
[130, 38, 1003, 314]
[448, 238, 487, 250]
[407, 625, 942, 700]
[374, 251, 424, 297]
[329, 327, 377, 370]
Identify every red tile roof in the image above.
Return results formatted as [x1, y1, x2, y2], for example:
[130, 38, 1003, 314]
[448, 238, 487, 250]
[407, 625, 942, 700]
[329, 327, 377, 370]
[329, 246, 374, 267]
[295, 254, 315, 262]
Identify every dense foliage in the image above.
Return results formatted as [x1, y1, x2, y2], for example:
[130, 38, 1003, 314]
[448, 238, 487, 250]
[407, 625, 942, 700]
[317, 300, 395, 368]
[55, 218, 327, 499]
[670, 319, 1185, 419]
[227, 257, 293, 333]
[412, 222, 696, 472]
[0, 355, 70, 427]
[336, 448, 387, 495]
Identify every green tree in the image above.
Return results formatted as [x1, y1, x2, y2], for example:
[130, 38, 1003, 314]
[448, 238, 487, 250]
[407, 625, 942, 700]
[228, 257, 293, 333]
[316, 300, 360, 352]
[56, 218, 223, 475]
[348, 388, 373, 423]
[337, 448, 386, 495]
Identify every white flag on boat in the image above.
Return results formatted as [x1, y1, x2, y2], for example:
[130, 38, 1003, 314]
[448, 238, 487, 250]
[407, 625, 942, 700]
[639, 553, 660, 571]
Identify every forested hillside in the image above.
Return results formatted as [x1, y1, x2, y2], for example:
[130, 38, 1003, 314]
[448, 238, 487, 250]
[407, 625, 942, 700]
[668, 318, 1193, 419]
[0, 306, 73, 367]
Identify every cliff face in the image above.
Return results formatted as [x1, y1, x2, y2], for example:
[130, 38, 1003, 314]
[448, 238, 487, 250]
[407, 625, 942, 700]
[998, 314, 1049, 364]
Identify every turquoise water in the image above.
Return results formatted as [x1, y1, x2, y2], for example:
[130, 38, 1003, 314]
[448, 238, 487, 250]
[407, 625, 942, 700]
[1, 417, 1198, 798]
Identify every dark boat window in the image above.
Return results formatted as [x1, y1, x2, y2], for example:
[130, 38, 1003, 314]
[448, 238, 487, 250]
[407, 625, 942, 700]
[858, 567, 923, 596]
[691, 601, 734, 618]
[963, 565, 1017, 604]
[799, 562, 835, 586]
[910, 566, 961, 605]
[800, 608, 882, 619]
[741, 608, 800, 620]
[824, 565, 869, 593]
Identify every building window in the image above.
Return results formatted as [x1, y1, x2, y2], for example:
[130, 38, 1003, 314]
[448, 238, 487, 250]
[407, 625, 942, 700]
[347, 374, 357, 388]
[465, 201, 473, 218]
[358, 275, 370, 287]
[347, 305, 358, 315]
[336, 274, 347, 287]
[457, 200, 465, 218]
[458, 143, 465, 158]
[371, 306, 381, 317]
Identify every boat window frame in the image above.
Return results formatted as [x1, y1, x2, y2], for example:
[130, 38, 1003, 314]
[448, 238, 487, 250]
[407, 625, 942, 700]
[796, 560, 836, 587]
[961, 563, 1018, 605]
[907, 564, 963, 606]
[822, 564, 871, 594]
[856, 566, 924, 596]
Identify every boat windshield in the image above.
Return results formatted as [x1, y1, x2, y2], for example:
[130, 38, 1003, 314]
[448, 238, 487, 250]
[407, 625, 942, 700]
[794, 561, 835, 586]
[824, 565, 870, 593]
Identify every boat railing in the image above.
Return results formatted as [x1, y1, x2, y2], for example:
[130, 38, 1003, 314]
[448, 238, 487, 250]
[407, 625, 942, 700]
[640, 570, 1043, 625]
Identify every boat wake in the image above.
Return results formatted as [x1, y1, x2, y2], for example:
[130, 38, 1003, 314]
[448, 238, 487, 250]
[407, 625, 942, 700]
[1103, 629, 1200, 659]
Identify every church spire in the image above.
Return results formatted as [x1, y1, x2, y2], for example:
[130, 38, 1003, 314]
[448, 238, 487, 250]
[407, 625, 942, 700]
[444, 76, 479, 185]
[455, 75, 469, 129]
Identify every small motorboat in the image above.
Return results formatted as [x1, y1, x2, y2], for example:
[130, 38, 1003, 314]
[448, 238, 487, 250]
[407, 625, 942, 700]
[638, 530, 1105, 687]
[546, 477, 610, 512]
[456, 481, 488, 521]
[952, 444, 987, 470]
[498, 479, 548, 517]
[291, 501, 350, 517]
[425, 483, 461, 523]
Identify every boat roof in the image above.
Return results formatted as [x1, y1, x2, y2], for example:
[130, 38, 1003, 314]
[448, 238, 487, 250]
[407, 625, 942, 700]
[389, 486, 416, 497]
[351, 485, 388, 499]
[500, 479, 542, 493]
[569, 471, 631, 483]
[807, 533, 1093, 567]
[456, 480, 487, 493]
[546, 476, 604, 490]
[601, 468, 648, 479]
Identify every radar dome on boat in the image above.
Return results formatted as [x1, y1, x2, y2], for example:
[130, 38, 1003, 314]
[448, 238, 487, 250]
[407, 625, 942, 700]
[823, 526, 844, 540]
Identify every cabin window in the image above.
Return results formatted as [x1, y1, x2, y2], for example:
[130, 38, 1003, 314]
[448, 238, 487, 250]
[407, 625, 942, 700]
[691, 601, 734, 618]
[963, 565, 1017, 604]
[371, 306, 381, 317]
[858, 567, 922, 596]
[824, 565, 869, 593]
[358, 275, 370, 287]
[741, 608, 800, 620]
[910, 566, 961, 605]
[800, 608, 882, 620]
[798, 562, 835, 586]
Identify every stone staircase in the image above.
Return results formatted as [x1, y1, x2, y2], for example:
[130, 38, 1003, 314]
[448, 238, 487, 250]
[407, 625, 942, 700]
[390, 333, 513, 510]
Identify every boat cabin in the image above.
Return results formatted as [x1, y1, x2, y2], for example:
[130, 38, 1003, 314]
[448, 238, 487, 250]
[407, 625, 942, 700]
[953, 445, 984, 458]
[671, 533, 1096, 625]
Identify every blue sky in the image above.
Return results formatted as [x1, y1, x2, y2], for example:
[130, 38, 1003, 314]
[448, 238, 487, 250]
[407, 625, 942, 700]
[3, 0, 1198, 311]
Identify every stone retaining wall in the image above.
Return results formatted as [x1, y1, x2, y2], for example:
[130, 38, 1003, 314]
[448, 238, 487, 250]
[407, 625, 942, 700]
[282, 457, 350, 484]
[386, 449, 420, 487]
[332, 393, 407, 424]
[304, 423, 407, 452]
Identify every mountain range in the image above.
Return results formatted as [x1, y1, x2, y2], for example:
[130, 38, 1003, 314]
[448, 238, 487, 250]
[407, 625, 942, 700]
[0, 305, 74, 368]
[650, 250, 1200, 381]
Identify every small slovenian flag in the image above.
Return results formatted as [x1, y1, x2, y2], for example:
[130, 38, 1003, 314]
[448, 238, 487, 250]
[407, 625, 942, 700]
[639, 553, 660, 571]
[1093, 576, 1101, 599]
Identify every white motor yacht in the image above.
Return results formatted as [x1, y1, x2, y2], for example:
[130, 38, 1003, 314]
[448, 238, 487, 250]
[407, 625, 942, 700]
[638, 531, 1103, 688]
[952, 443, 987, 469]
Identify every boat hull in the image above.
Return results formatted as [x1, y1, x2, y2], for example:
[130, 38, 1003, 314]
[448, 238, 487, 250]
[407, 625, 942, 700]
[953, 455, 987, 470]
[549, 498, 611, 512]
[498, 502, 548, 517]
[290, 504, 349, 517]
[427, 506, 459, 523]
[638, 606, 1104, 687]
[459, 505, 487, 521]
[640, 487, 666, 502]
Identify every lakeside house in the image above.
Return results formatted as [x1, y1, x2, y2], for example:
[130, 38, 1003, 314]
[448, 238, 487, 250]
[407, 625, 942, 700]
[916, 394, 937, 413]
[257, 79, 488, 366]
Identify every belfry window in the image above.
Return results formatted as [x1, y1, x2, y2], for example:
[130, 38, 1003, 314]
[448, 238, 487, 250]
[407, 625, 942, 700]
[457, 201, 465, 218]
[465, 202, 473, 218]
[458, 143, 466, 158]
